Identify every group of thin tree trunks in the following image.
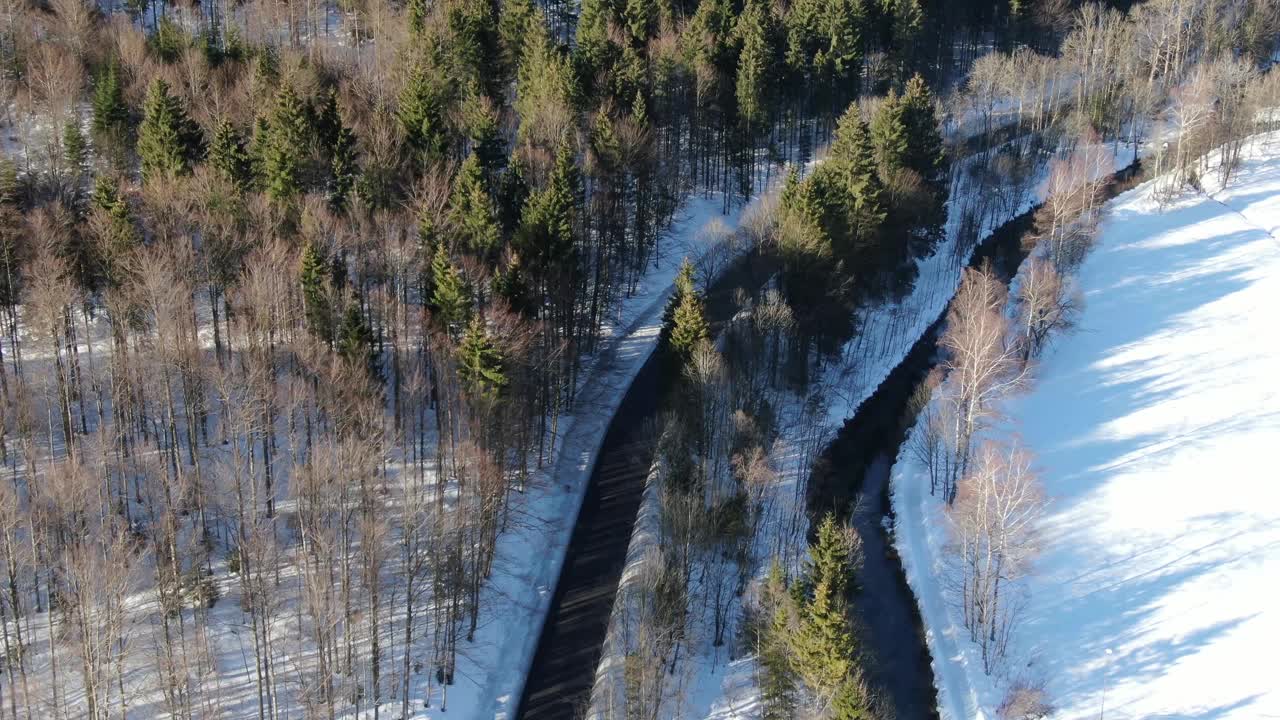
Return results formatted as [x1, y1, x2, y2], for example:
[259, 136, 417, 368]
[0, 0, 1277, 716]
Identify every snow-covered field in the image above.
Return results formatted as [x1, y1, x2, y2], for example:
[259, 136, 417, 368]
[893, 134, 1280, 719]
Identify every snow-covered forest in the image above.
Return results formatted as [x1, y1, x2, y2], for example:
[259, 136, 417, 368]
[0, 0, 1277, 717]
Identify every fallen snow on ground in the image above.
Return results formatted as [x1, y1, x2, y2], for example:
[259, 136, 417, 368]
[893, 133, 1280, 720]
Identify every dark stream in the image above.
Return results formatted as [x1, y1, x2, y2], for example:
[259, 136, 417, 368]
[809, 159, 1144, 719]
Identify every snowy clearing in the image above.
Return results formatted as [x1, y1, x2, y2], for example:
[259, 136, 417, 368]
[893, 133, 1280, 720]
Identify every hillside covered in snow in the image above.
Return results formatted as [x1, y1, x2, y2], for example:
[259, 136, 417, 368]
[893, 134, 1280, 720]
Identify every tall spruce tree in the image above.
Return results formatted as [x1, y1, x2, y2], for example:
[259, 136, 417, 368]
[493, 254, 533, 316]
[497, 0, 536, 80]
[313, 89, 358, 211]
[398, 57, 451, 163]
[338, 301, 378, 376]
[900, 75, 947, 197]
[90, 176, 140, 289]
[449, 153, 501, 256]
[831, 107, 886, 251]
[301, 242, 334, 345]
[870, 89, 910, 173]
[668, 274, 710, 365]
[328, 121, 358, 212]
[759, 560, 799, 720]
[575, 0, 618, 95]
[0, 158, 21, 310]
[516, 140, 578, 283]
[462, 90, 505, 180]
[137, 78, 202, 181]
[813, 0, 864, 111]
[734, 0, 777, 133]
[406, 0, 427, 34]
[62, 121, 87, 201]
[660, 257, 699, 347]
[92, 58, 129, 138]
[430, 244, 471, 335]
[889, 0, 924, 78]
[445, 0, 501, 96]
[208, 119, 252, 192]
[261, 84, 312, 203]
[457, 315, 507, 398]
[792, 514, 862, 707]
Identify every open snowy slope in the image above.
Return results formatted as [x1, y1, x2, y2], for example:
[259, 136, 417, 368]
[894, 137, 1280, 719]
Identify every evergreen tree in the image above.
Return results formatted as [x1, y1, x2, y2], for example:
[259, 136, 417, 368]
[734, 0, 776, 132]
[515, 140, 579, 329]
[418, 216, 439, 302]
[457, 315, 507, 398]
[514, 11, 577, 156]
[445, 0, 501, 96]
[870, 89, 910, 174]
[150, 16, 190, 63]
[624, 0, 658, 46]
[493, 254, 533, 316]
[137, 78, 203, 181]
[430, 244, 471, 335]
[449, 153, 501, 256]
[90, 176, 140, 289]
[0, 158, 22, 310]
[261, 84, 312, 203]
[313, 89, 358, 211]
[337, 301, 378, 376]
[516, 140, 578, 278]
[792, 514, 861, 706]
[784, 0, 822, 78]
[248, 115, 272, 182]
[398, 57, 451, 163]
[759, 560, 798, 720]
[208, 119, 252, 192]
[900, 74, 947, 197]
[462, 90, 505, 180]
[831, 679, 874, 720]
[830, 107, 885, 249]
[804, 513, 851, 597]
[497, 0, 536, 79]
[685, 0, 736, 92]
[406, 0, 427, 34]
[62, 121, 87, 186]
[300, 242, 334, 345]
[813, 0, 864, 110]
[91, 58, 129, 139]
[498, 156, 530, 237]
[889, 0, 924, 77]
[328, 121, 358, 212]
[871, 77, 946, 260]
[575, 0, 619, 94]
[312, 88, 344, 156]
[668, 274, 710, 364]
[660, 257, 698, 347]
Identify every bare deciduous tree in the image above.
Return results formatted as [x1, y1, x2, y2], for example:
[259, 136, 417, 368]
[1014, 256, 1080, 364]
[938, 266, 1026, 502]
[947, 440, 1045, 673]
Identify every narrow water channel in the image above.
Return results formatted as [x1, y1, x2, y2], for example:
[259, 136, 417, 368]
[810, 159, 1143, 720]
